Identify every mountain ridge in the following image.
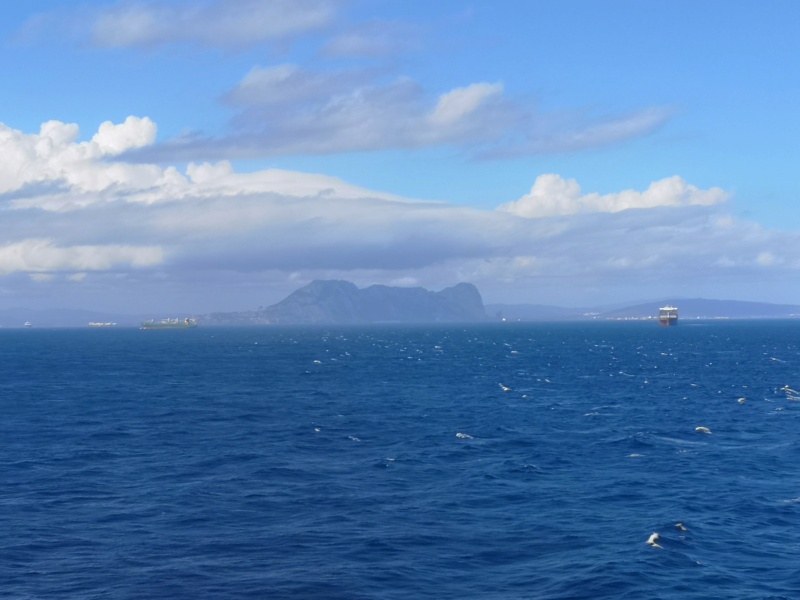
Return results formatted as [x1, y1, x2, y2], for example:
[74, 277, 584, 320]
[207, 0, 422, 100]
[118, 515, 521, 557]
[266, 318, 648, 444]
[202, 279, 487, 325]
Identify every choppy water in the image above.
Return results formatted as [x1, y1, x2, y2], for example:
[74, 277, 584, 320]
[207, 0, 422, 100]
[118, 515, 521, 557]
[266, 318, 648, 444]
[2, 321, 800, 599]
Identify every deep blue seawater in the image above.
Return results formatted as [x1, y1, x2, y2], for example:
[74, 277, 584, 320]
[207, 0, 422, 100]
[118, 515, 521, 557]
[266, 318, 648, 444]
[2, 321, 800, 599]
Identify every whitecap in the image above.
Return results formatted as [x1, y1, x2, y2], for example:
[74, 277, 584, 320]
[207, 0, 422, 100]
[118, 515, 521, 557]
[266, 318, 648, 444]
[455, 432, 473, 439]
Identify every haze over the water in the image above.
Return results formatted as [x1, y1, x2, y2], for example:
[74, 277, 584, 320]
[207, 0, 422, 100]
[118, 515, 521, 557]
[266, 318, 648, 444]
[2, 1, 799, 314]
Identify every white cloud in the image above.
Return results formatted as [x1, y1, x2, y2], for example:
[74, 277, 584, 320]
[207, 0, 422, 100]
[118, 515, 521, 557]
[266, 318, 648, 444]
[0, 118, 415, 211]
[757, 251, 776, 266]
[18, 3, 671, 163]
[150, 73, 485, 158]
[92, 116, 157, 156]
[131, 64, 668, 161]
[180, 163, 408, 202]
[186, 160, 234, 184]
[90, 0, 336, 48]
[430, 82, 504, 125]
[223, 64, 372, 109]
[479, 106, 673, 159]
[0, 118, 165, 199]
[497, 174, 729, 218]
[0, 239, 163, 274]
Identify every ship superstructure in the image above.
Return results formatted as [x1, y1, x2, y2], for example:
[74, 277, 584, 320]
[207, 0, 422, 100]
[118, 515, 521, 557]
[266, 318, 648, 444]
[658, 305, 678, 326]
[140, 317, 197, 330]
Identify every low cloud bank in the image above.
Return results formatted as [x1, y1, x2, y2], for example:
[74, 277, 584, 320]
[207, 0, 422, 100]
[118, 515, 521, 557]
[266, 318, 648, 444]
[0, 117, 797, 311]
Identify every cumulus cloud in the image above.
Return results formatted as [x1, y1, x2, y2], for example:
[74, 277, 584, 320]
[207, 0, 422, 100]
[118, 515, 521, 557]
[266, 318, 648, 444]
[0, 117, 164, 200]
[497, 174, 729, 218]
[92, 116, 157, 156]
[0, 117, 414, 212]
[2, 117, 799, 312]
[89, 0, 336, 48]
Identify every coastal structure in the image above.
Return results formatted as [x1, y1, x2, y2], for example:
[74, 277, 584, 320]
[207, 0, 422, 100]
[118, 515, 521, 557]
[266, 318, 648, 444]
[658, 305, 678, 326]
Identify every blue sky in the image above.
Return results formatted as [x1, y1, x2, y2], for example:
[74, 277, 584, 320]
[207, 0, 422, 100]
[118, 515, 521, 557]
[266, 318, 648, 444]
[1, 0, 799, 314]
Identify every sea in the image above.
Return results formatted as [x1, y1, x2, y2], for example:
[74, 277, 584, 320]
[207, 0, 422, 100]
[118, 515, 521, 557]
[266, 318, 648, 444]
[2, 320, 800, 599]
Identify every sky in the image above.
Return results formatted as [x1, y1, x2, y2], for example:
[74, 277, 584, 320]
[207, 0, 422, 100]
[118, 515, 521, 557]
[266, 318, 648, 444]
[2, 0, 800, 314]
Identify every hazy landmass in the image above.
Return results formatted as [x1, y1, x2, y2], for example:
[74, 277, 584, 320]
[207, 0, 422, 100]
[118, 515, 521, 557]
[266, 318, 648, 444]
[201, 280, 487, 325]
[488, 298, 800, 321]
[3, 282, 800, 328]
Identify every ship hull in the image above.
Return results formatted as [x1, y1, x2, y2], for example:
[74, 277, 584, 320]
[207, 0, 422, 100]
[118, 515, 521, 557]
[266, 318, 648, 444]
[140, 318, 197, 330]
[658, 305, 678, 326]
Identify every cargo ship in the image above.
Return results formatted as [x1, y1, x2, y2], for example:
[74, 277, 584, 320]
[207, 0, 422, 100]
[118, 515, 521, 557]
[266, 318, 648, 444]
[140, 317, 197, 330]
[658, 305, 678, 326]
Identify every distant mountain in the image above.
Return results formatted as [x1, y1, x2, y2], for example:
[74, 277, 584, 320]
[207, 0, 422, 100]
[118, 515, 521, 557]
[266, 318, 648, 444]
[488, 298, 800, 321]
[202, 280, 487, 325]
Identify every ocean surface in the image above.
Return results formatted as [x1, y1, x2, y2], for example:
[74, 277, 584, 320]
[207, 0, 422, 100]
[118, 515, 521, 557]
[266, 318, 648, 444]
[2, 321, 800, 599]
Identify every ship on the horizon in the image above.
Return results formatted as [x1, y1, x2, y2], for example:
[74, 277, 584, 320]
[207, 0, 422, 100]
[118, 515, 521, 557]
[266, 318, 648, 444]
[658, 305, 678, 326]
[140, 317, 197, 330]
